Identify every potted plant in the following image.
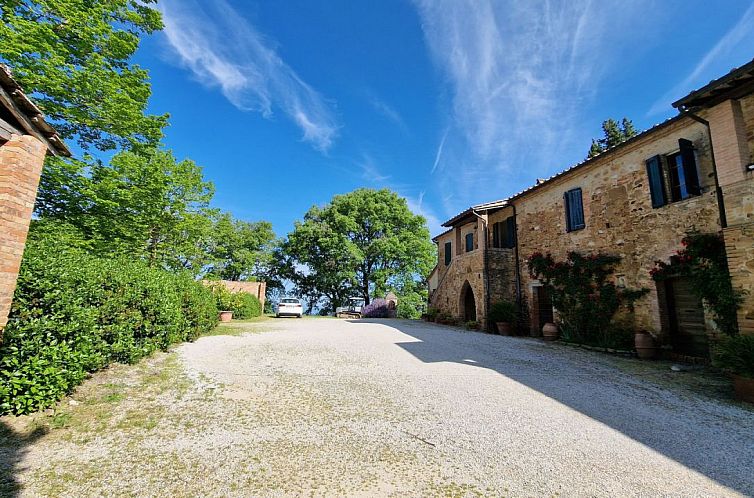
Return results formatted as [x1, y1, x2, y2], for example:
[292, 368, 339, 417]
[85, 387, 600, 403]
[634, 330, 658, 359]
[488, 300, 517, 335]
[542, 322, 558, 341]
[714, 335, 754, 404]
[465, 320, 480, 331]
[219, 310, 233, 322]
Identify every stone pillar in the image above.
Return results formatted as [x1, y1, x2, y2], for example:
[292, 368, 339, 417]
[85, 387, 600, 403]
[0, 134, 47, 336]
[707, 98, 754, 335]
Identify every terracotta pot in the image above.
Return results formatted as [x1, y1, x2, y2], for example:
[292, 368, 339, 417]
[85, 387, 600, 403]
[732, 375, 754, 404]
[496, 322, 512, 336]
[635, 332, 657, 359]
[542, 322, 558, 341]
[219, 311, 233, 322]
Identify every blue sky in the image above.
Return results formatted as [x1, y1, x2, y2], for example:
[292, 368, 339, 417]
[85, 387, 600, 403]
[135, 0, 754, 237]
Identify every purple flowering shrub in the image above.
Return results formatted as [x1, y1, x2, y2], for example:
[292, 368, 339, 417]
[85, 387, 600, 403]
[362, 298, 389, 318]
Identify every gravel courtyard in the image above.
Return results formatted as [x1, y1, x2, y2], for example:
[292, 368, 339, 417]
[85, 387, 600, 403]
[2, 318, 753, 497]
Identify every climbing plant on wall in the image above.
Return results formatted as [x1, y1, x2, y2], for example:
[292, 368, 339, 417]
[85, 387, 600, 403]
[528, 251, 648, 347]
[650, 232, 742, 336]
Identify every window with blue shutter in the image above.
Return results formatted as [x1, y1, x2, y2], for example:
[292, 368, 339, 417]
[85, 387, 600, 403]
[645, 155, 666, 208]
[465, 233, 474, 252]
[564, 188, 585, 232]
[444, 242, 452, 265]
[678, 138, 701, 196]
[492, 222, 500, 248]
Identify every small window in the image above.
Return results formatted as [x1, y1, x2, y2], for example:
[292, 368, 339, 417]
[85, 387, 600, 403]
[444, 242, 452, 265]
[564, 188, 585, 232]
[465, 233, 474, 252]
[645, 138, 701, 207]
[492, 218, 516, 248]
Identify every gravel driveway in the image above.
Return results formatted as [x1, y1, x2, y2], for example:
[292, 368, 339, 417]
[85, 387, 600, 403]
[3, 318, 754, 497]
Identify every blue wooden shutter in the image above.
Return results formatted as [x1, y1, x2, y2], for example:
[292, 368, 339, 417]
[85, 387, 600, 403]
[465, 233, 474, 252]
[679, 138, 701, 196]
[444, 242, 451, 265]
[492, 222, 500, 248]
[645, 155, 666, 208]
[565, 188, 585, 232]
[504, 216, 516, 248]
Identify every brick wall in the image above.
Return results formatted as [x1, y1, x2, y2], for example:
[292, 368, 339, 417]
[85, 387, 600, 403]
[0, 134, 46, 335]
[203, 280, 267, 311]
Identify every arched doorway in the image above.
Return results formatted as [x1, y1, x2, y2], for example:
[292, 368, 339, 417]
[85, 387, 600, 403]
[460, 281, 477, 322]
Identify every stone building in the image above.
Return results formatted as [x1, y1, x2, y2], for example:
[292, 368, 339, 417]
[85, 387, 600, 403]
[0, 66, 70, 338]
[429, 58, 754, 359]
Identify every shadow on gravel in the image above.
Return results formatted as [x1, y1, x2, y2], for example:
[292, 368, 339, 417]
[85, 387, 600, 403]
[354, 319, 754, 495]
[0, 420, 46, 497]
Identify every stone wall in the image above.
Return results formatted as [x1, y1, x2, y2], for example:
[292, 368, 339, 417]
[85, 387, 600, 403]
[0, 134, 46, 335]
[487, 248, 516, 305]
[514, 117, 721, 341]
[430, 247, 486, 327]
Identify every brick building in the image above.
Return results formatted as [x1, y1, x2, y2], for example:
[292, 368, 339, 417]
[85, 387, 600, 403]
[429, 59, 754, 358]
[0, 66, 70, 338]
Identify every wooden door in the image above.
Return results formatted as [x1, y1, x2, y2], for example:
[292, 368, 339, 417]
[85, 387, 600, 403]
[666, 277, 708, 358]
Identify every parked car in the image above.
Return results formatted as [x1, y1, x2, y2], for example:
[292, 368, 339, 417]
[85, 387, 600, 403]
[276, 297, 303, 318]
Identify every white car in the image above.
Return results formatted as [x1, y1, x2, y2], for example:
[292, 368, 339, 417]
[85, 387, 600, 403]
[276, 297, 303, 318]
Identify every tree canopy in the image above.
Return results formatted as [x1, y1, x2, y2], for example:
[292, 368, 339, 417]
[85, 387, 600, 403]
[282, 189, 435, 313]
[0, 0, 167, 151]
[206, 213, 278, 282]
[588, 118, 637, 158]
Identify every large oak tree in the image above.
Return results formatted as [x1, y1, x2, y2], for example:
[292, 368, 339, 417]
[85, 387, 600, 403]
[283, 188, 434, 312]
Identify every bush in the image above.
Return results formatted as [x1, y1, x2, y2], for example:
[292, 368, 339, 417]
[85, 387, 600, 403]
[714, 335, 754, 378]
[362, 298, 389, 318]
[488, 300, 517, 323]
[209, 284, 262, 319]
[465, 320, 480, 330]
[0, 241, 218, 415]
[425, 307, 439, 321]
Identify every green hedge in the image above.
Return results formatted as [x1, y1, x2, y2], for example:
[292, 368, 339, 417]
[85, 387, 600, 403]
[0, 241, 218, 415]
[210, 284, 262, 319]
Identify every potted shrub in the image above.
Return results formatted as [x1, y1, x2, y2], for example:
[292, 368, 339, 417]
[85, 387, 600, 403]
[219, 310, 233, 322]
[542, 322, 558, 341]
[714, 335, 754, 404]
[465, 320, 480, 331]
[634, 330, 658, 359]
[488, 300, 517, 335]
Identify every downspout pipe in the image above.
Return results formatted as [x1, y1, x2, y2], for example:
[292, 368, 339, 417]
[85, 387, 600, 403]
[682, 111, 728, 228]
[471, 208, 491, 332]
[511, 203, 523, 307]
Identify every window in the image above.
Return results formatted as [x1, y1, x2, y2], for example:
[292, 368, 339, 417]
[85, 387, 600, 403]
[646, 138, 701, 208]
[444, 242, 452, 266]
[564, 188, 585, 232]
[492, 217, 516, 248]
[465, 233, 474, 252]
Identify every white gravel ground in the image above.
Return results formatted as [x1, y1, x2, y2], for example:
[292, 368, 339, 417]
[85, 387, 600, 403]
[175, 318, 754, 497]
[6, 318, 753, 497]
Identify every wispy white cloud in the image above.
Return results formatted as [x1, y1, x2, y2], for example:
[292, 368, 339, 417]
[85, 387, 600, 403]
[431, 128, 448, 174]
[413, 0, 647, 213]
[159, 0, 339, 151]
[358, 154, 392, 183]
[406, 191, 444, 236]
[648, 2, 754, 115]
[368, 95, 408, 133]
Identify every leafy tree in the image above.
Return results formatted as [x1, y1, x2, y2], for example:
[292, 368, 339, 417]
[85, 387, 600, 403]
[283, 188, 434, 310]
[206, 213, 278, 282]
[36, 149, 215, 271]
[0, 0, 167, 151]
[588, 117, 637, 158]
